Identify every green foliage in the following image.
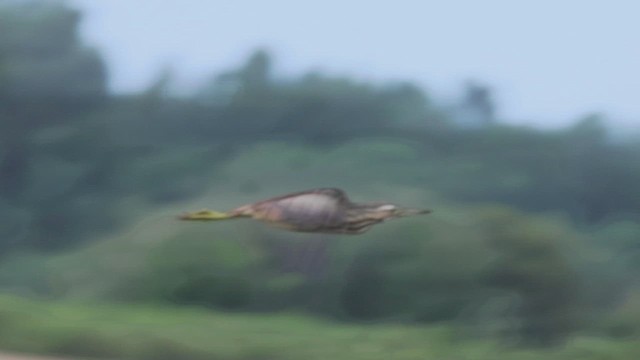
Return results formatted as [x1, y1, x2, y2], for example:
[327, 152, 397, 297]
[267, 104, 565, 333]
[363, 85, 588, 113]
[0, 1, 110, 251]
[120, 227, 263, 308]
[0, 196, 608, 346]
[0, 294, 638, 360]
[334, 220, 488, 322]
[0, 1, 106, 120]
[477, 207, 583, 345]
[602, 289, 640, 339]
[2, 0, 639, 253]
[1, 1, 640, 355]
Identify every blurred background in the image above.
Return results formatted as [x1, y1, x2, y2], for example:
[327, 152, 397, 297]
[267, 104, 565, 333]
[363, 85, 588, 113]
[0, 1, 639, 359]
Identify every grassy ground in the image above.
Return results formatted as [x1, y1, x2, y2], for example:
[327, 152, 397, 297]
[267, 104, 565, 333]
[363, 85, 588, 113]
[0, 353, 66, 360]
[0, 295, 638, 360]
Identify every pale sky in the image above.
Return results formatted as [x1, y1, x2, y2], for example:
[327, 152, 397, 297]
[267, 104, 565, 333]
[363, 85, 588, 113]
[69, 0, 639, 129]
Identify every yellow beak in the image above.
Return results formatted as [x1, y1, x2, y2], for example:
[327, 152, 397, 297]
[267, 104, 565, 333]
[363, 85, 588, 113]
[178, 209, 232, 221]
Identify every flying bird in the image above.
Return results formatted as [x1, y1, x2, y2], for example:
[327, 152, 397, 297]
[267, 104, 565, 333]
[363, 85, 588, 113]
[178, 188, 431, 234]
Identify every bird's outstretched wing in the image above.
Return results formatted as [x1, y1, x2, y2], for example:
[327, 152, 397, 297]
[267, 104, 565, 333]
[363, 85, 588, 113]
[253, 188, 349, 231]
[254, 188, 349, 205]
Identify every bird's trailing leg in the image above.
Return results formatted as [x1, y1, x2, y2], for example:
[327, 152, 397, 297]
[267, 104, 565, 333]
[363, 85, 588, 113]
[394, 207, 432, 217]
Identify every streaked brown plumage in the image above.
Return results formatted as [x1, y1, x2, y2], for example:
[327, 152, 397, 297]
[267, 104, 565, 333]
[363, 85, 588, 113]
[179, 188, 431, 234]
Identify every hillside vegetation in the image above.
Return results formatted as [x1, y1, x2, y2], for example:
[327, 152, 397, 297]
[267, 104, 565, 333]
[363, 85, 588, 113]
[0, 2, 639, 358]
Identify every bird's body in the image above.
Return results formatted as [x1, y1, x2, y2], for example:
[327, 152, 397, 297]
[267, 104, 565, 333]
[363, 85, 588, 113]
[179, 188, 431, 234]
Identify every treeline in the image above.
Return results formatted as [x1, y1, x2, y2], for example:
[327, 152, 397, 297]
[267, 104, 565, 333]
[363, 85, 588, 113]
[1, 1, 640, 348]
[1, 2, 637, 253]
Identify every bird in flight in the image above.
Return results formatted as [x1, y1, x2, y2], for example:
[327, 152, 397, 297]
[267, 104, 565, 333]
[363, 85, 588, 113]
[178, 188, 431, 234]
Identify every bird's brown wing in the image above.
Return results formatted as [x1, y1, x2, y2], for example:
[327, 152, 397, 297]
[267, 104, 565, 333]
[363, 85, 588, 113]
[254, 189, 349, 231]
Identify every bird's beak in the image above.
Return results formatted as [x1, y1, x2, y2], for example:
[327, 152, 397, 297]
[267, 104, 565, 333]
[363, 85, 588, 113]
[395, 208, 432, 217]
[178, 209, 232, 221]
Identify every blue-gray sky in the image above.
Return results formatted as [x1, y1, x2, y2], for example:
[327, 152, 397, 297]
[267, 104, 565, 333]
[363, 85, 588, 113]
[69, 0, 639, 129]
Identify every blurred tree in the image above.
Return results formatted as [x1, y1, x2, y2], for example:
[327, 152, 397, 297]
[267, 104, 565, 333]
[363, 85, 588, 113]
[195, 49, 283, 141]
[479, 207, 582, 346]
[0, 0, 107, 175]
[0, 1, 106, 130]
[234, 48, 272, 94]
[562, 114, 640, 223]
[0, 1, 109, 250]
[451, 80, 496, 128]
[335, 221, 492, 323]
